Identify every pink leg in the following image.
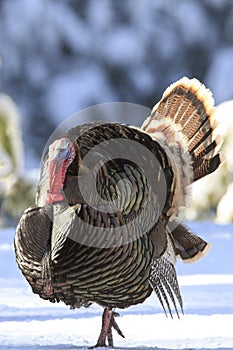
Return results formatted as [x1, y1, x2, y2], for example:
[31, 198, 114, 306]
[90, 307, 125, 348]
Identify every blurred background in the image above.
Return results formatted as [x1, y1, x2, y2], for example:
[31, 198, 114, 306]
[0, 0, 233, 226]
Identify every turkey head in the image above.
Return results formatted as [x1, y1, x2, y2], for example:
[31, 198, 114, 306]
[46, 137, 76, 204]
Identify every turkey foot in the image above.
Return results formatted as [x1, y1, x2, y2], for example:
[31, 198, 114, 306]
[91, 307, 125, 348]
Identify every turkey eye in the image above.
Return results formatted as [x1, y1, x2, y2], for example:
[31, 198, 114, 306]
[56, 148, 69, 159]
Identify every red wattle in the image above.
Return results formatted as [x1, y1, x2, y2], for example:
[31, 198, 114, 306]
[46, 159, 66, 204]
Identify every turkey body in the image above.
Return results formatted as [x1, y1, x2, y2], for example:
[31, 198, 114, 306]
[15, 124, 170, 309]
[15, 77, 222, 346]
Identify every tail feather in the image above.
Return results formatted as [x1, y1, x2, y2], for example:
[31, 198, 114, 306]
[194, 136, 222, 169]
[193, 153, 222, 181]
[171, 223, 210, 263]
[149, 232, 183, 318]
[152, 277, 173, 318]
[188, 119, 218, 155]
[142, 77, 222, 184]
[149, 256, 183, 318]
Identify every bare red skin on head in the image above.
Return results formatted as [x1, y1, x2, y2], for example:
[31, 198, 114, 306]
[46, 139, 76, 204]
[46, 159, 67, 204]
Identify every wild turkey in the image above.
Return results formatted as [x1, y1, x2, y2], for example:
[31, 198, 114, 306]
[15, 77, 222, 347]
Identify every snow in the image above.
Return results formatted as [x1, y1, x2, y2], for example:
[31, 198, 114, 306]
[1, 314, 233, 349]
[0, 222, 233, 349]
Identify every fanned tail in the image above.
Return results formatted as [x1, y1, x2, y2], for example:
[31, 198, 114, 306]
[144, 78, 221, 316]
[142, 77, 222, 183]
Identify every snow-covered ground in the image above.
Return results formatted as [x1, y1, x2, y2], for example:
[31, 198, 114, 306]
[0, 222, 233, 349]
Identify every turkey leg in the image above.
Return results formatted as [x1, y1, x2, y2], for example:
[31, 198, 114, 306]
[91, 307, 125, 347]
